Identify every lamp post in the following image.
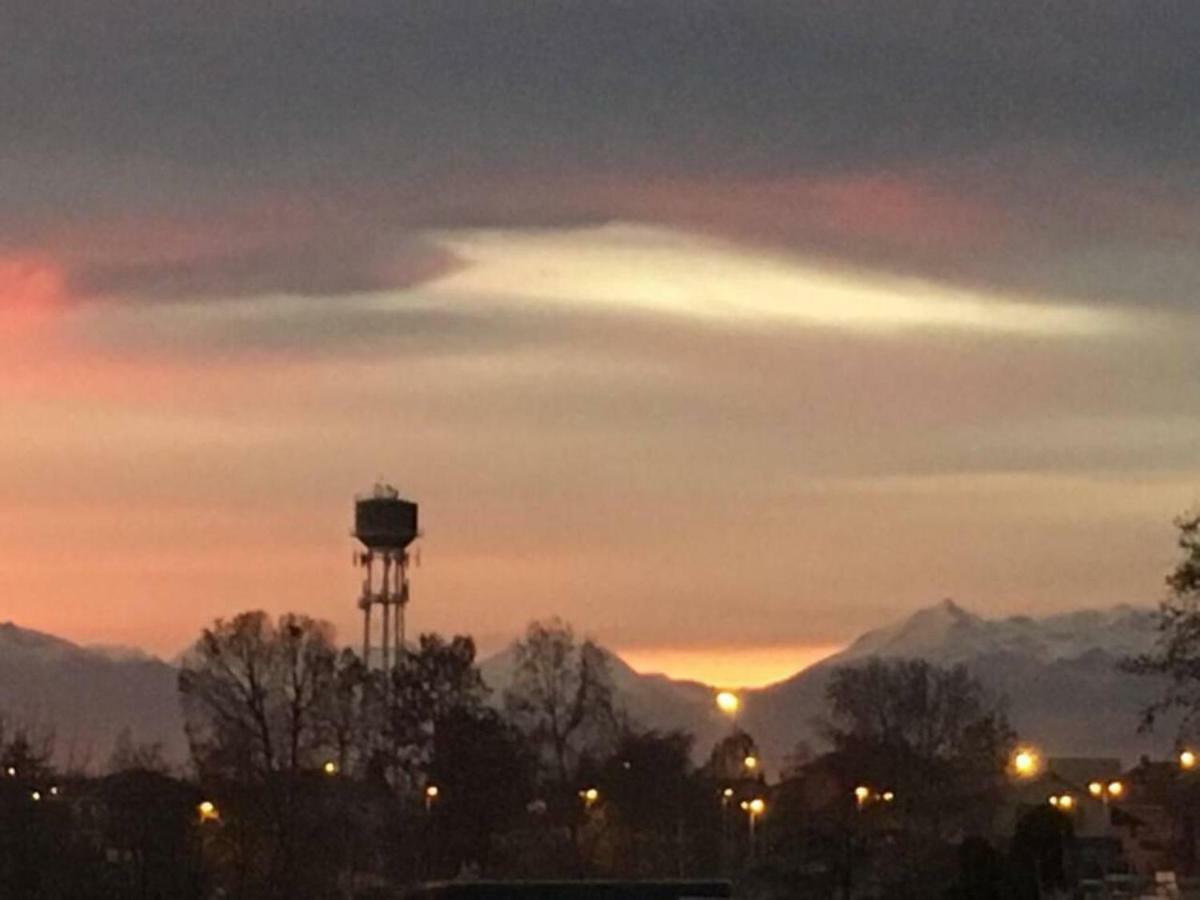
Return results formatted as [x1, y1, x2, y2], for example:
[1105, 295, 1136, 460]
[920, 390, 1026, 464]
[425, 784, 440, 813]
[740, 797, 765, 860]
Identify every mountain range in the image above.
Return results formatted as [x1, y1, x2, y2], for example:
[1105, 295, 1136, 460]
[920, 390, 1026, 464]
[0, 599, 1176, 772]
[0, 622, 185, 769]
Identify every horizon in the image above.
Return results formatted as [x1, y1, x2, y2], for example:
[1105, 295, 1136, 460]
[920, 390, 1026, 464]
[4, 595, 1159, 690]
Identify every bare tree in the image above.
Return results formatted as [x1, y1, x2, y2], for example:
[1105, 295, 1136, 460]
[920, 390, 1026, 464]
[1125, 511, 1200, 735]
[178, 611, 338, 780]
[107, 726, 168, 774]
[503, 618, 617, 788]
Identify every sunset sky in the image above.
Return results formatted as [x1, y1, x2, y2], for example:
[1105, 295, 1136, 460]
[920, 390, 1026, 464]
[2, 3, 1198, 686]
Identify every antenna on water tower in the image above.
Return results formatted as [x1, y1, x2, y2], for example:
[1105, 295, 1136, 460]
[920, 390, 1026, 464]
[353, 482, 420, 671]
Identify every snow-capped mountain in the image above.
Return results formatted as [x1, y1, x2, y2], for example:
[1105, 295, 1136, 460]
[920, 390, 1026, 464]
[0, 600, 1176, 774]
[833, 598, 1158, 667]
[742, 600, 1171, 768]
[479, 599, 1172, 769]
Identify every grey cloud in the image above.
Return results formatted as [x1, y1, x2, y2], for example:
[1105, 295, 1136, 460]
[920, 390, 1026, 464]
[69, 234, 460, 301]
[2, 1, 1198, 306]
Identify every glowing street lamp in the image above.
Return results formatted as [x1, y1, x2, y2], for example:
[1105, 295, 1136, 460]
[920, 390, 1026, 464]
[743, 755, 758, 772]
[1049, 794, 1074, 811]
[854, 785, 894, 810]
[854, 785, 871, 810]
[1182, 750, 1197, 770]
[1012, 749, 1039, 777]
[740, 797, 766, 855]
[322, 760, 338, 776]
[197, 800, 220, 823]
[579, 786, 600, 810]
[425, 784, 440, 812]
[716, 691, 740, 717]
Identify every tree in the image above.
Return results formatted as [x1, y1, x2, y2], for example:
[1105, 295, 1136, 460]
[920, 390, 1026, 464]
[317, 648, 372, 778]
[425, 707, 535, 877]
[597, 729, 705, 878]
[1125, 512, 1200, 736]
[177, 611, 342, 898]
[503, 618, 618, 790]
[374, 633, 489, 789]
[108, 726, 168, 775]
[822, 658, 1014, 841]
[178, 611, 339, 781]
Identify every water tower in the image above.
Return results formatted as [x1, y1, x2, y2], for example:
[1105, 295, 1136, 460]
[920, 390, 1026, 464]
[353, 483, 419, 670]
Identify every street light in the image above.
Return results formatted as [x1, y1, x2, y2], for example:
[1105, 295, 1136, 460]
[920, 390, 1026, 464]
[716, 691, 740, 716]
[579, 786, 600, 809]
[743, 755, 758, 772]
[740, 797, 766, 856]
[1182, 750, 1197, 770]
[322, 760, 338, 776]
[425, 784, 440, 812]
[1049, 794, 1074, 810]
[854, 785, 894, 810]
[1013, 749, 1039, 777]
[1089, 780, 1124, 803]
[197, 800, 219, 823]
[854, 785, 870, 809]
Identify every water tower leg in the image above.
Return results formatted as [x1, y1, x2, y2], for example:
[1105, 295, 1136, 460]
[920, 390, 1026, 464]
[381, 600, 391, 674]
[362, 603, 371, 666]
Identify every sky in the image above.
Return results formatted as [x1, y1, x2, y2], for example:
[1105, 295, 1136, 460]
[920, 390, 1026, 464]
[2, 2, 1199, 687]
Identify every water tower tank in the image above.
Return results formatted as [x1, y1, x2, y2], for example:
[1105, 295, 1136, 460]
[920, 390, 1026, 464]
[354, 483, 419, 550]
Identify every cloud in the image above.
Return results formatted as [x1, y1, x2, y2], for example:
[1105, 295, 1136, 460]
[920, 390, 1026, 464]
[428, 223, 1129, 336]
[0, 2, 1196, 309]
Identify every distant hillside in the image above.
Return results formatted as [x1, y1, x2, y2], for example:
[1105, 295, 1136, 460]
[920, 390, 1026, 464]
[0, 622, 185, 770]
[742, 600, 1175, 769]
[479, 642, 729, 754]
[1, 600, 1177, 774]
[480, 600, 1176, 770]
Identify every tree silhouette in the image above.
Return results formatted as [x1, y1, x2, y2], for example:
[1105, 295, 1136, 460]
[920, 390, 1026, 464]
[1124, 511, 1200, 736]
[504, 619, 618, 790]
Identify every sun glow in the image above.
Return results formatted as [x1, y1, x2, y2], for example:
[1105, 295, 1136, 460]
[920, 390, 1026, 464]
[619, 643, 844, 688]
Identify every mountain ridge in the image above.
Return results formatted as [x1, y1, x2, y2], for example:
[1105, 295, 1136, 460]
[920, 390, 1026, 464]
[0, 599, 1173, 771]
